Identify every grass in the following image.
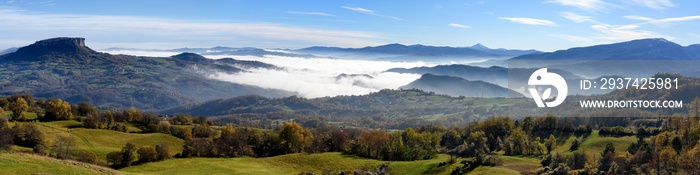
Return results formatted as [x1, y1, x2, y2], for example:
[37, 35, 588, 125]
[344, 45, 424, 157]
[576, 130, 637, 158]
[20, 121, 184, 161]
[121, 153, 541, 175]
[0, 152, 121, 175]
[467, 166, 520, 175]
[499, 156, 541, 174]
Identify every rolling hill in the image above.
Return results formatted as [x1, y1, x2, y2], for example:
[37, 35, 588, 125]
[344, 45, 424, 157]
[400, 74, 524, 98]
[0, 37, 293, 110]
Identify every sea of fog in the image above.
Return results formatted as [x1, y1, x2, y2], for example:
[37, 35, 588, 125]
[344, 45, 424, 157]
[103, 50, 459, 98]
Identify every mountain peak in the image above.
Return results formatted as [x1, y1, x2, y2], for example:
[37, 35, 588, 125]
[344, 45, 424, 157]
[0, 37, 97, 63]
[470, 43, 490, 50]
[171, 52, 209, 63]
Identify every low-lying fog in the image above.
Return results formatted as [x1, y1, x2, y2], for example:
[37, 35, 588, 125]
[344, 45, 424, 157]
[103, 50, 442, 98]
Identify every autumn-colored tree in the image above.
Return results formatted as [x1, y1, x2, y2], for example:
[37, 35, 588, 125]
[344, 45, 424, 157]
[658, 146, 678, 173]
[680, 142, 700, 174]
[137, 145, 158, 163]
[8, 97, 28, 121]
[277, 122, 313, 154]
[42, 98, 72, 121]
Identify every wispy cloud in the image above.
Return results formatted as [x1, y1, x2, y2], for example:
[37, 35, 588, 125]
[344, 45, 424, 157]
[341, 6, 403, 20]
[448, 23, 471, 29]
[285, 11, 334, 17]
[342, 6, 373, 13]
[624, 15, 700, 26]
[560, 12, 596, 23]
[590, 24, 672, 41]
[545, 0, 615, 11]
[499, 17, 557, 26]
[0, 8, 384, 49]
[621, 0, 674, 10]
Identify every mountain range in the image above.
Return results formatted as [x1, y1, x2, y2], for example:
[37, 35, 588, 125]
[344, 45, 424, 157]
[0, 37, 292, 110]
[508, 38, 700, 78]
[296, 43, 540, 61]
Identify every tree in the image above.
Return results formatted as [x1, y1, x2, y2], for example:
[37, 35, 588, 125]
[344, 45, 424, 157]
[690, 97, 700, 118]
[155, 143, 171, 160]
[137, 145, 158, 163]
[0, 118, 12, 151]
[120, 143, 138, 167]
[74, 149, 98, 164]
[570, 139, 580, 151]
[53, 135, 76, 159]
[43, 98, 72, 121]
[598, 142, 616, 172]
[545, 134, 557, 154]
[106, 151, 123, 167]
[571, 151, 588, 169]
[8, 97, 28, 121]
[76, 102, 96, 116]
[277, 122, 313, 154]
[12, 123, 44, 148]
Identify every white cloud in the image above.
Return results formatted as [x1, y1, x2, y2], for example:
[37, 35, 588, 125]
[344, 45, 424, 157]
[624, 15, 700, 26]
[499, 17, 557, 26]
[622, 0, 674, 10]
[590, 24, 673, 41]
[560, 12, 596, 23]
[448, 23, 471, 29]
[623, 15, 655, 21]
[341, 6, 403, 20]
[0, 8, 384, 49]
[205, 55, 429, 98]
[341, 6, 374, 13]
[285, 11, 334, 17]
[545, 0, 615, 11]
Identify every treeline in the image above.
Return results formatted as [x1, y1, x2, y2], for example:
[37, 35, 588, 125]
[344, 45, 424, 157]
[536, 97, 700, 175]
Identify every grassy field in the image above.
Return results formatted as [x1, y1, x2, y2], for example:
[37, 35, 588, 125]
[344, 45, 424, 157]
[15, 120, 184, 161]
[2, 119, 642, 175]
[120, 152, 539, 175]
[0, 152, 121, 175]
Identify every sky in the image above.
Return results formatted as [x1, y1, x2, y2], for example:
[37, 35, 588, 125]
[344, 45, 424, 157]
[1, 0, 699, 51]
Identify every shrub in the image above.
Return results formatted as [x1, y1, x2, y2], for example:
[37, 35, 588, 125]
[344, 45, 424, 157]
[137, 146, 158, 163]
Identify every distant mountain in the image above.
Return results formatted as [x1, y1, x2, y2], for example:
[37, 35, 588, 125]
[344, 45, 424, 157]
[508, 38, 700, 77]
[296, 43, 540, 61]
[511, 38, 697, 60]
[387, 64, 580, 88]
[0, 47, 18, 56]
[0, 37, 292, 110]
[386, 64, 615, 95]
[0, 37, 97, 63]
[469, 43, 540, 56]
[400, 74, 524, 98]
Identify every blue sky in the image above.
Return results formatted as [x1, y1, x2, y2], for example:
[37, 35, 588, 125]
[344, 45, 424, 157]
[1, 0, 699, 51]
